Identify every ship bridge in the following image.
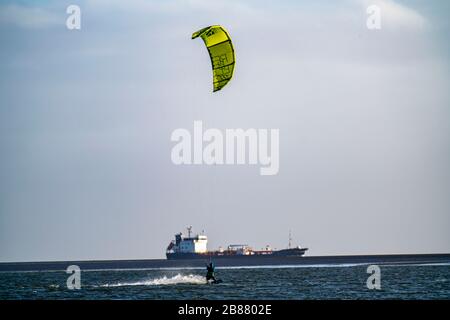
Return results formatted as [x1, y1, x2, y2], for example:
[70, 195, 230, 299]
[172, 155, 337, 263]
[167, 227, 208, 254]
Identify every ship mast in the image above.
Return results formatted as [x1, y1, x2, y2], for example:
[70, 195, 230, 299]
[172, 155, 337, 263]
[187, 226, 192, 238]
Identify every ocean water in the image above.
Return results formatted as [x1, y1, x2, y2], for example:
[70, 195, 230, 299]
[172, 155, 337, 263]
[0, 263, 449, 299]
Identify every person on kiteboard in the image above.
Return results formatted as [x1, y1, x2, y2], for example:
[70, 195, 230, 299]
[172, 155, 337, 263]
[206, 262, 216, 282]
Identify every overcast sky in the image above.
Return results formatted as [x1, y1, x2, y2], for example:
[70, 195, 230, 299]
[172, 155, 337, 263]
[0, 0, 449, 262]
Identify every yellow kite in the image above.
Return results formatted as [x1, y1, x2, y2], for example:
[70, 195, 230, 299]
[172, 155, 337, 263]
[192, 25, 235, 92]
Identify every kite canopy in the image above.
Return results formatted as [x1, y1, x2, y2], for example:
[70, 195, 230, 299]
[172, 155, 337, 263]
[192, 25, 235, 92]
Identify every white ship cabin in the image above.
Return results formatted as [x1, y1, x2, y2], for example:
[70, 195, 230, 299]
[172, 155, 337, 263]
[169, 231, 208, 254]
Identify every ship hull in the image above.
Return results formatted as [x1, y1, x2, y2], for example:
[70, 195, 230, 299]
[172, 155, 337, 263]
[166, 248, 308, 260]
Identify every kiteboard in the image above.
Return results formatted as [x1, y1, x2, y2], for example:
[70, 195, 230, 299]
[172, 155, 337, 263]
[208, 279, 223, 284]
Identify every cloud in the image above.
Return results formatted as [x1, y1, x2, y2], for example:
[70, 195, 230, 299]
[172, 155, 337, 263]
[0, 4, 60, 29]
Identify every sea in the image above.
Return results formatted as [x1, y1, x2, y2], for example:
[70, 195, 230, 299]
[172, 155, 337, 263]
[1, 263, 449, 299]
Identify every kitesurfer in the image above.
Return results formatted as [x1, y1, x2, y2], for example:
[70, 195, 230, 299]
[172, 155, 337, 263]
[206, 262, 216, 282]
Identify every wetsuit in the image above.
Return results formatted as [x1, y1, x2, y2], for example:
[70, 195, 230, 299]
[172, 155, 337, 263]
[206, 263, 216, 282]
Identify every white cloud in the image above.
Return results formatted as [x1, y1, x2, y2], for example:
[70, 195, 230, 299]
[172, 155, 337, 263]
[0, 4, 60, 29]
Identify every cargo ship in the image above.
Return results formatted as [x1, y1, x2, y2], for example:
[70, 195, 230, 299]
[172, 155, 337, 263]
[166, 227, 308, 260]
